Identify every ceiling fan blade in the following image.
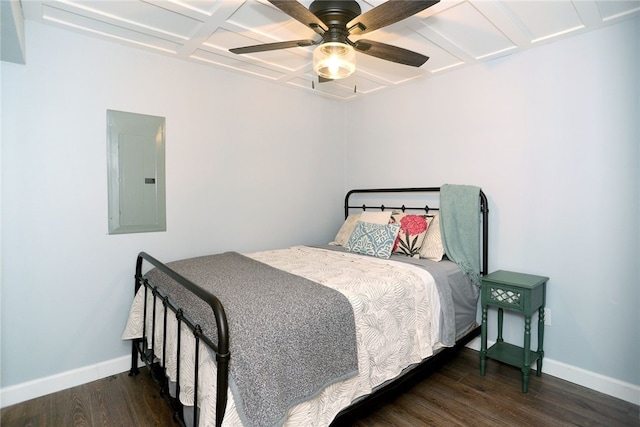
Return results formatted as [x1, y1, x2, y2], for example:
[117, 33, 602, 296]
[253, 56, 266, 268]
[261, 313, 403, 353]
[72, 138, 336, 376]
[230, 39, 316, 55]
[268, 0, 327, 35]
[353, 39, 428, 67]
[348, 0, 439, 35]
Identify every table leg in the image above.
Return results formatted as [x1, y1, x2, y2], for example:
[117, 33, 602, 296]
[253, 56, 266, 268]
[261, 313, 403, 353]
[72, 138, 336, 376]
[497, 308, 504, 343]
[522, 315, 531, 393]
[537, 306, 545, 376]
[480, 305, 488, 376]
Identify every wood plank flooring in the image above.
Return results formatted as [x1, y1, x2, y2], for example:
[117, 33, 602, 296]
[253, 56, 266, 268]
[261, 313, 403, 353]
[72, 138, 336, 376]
[1, 366, 174, 427]
[2, 348, 638, 426]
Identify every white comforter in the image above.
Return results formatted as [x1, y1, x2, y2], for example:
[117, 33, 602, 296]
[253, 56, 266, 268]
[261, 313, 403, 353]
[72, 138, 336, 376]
[122, 246, 442, 426]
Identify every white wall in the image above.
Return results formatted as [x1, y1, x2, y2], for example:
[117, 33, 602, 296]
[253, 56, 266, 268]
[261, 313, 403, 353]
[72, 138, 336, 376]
[346, 17, 639, 393]
[1, 21, 346, 391]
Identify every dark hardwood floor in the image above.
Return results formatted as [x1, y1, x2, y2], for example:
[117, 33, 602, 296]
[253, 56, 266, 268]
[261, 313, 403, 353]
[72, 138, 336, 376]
[2, 348, 638, 426]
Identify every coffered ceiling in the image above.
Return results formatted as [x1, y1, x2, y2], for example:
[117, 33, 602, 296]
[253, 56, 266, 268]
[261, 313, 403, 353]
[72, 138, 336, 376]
[19, 0, 640, 101]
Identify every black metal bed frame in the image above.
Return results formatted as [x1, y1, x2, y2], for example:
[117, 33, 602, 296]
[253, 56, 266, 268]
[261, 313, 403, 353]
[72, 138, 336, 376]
[128, 187, 489, 427]
[343, 187, 489, 275]
[129, 251, 230, 427]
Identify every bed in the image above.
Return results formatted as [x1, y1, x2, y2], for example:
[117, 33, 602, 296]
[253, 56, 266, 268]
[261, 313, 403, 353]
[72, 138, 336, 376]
[122, 186, 489, 427]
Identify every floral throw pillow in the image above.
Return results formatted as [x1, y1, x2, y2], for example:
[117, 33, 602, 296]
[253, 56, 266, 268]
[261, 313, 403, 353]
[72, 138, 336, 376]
[390, 212, 432, 257]
[345, 221, 401, 259]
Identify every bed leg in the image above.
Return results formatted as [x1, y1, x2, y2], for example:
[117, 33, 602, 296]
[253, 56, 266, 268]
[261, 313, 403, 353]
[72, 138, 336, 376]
[129, 338, 141, 376]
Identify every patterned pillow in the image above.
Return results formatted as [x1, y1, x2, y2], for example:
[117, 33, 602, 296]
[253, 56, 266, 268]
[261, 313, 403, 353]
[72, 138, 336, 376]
[345, 221, 401, 259]
[330, 211, 392, 246]
[419, 213, 445, 261]
[390, 212, 432, 257]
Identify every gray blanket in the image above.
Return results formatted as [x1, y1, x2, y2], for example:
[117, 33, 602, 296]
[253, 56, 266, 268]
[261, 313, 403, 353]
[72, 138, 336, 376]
[145, 252, 358, 427]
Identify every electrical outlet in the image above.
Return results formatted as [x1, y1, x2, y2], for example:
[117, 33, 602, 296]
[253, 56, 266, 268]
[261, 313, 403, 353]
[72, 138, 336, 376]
[544, 308, 551, 326]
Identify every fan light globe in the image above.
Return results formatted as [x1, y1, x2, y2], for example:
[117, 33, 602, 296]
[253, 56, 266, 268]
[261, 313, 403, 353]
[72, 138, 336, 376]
[313, 42, 356, 80]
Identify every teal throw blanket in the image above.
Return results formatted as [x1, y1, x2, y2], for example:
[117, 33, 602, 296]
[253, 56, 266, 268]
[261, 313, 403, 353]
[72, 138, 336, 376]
[440, 184, 482, 286]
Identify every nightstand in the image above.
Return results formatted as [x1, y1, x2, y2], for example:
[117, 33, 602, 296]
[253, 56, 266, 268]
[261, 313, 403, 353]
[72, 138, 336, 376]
[480, 270, 549, 393]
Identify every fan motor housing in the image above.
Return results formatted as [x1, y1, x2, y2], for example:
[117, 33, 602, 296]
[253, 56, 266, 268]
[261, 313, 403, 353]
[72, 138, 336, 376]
[309, 0, 361, 27]
[310, 0, 361, 43]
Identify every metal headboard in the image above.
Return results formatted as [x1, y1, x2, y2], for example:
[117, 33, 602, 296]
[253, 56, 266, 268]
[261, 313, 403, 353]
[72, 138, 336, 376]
[344, 187, 489, 276]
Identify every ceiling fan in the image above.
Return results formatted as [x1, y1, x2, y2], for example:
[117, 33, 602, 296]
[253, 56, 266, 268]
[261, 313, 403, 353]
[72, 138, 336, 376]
[229, 0, 440, 81]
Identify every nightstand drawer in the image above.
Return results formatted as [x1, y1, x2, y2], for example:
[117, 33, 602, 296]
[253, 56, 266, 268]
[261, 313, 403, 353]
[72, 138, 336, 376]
[481, 270, 548, 315]
[487, 285, 524, 310]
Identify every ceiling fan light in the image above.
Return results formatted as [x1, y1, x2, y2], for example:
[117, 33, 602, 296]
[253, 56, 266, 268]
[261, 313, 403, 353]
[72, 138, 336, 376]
[313, 42, 356, 80]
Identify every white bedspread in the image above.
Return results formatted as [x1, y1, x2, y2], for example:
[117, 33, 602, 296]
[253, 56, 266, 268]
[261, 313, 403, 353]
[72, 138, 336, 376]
[122, 246, 442, 426]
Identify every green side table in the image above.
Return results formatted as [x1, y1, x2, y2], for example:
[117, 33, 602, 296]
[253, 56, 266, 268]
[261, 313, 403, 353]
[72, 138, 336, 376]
[480, 270, 549, 393]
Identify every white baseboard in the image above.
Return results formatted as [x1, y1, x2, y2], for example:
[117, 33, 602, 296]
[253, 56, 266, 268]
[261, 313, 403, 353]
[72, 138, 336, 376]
[1, 355, 133, 409]
[3, 343, 639, 409]
[466, 337, 640, 406]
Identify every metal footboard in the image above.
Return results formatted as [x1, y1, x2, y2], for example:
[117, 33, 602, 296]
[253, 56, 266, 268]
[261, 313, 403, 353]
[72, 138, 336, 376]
[129, 252, 230, 427]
